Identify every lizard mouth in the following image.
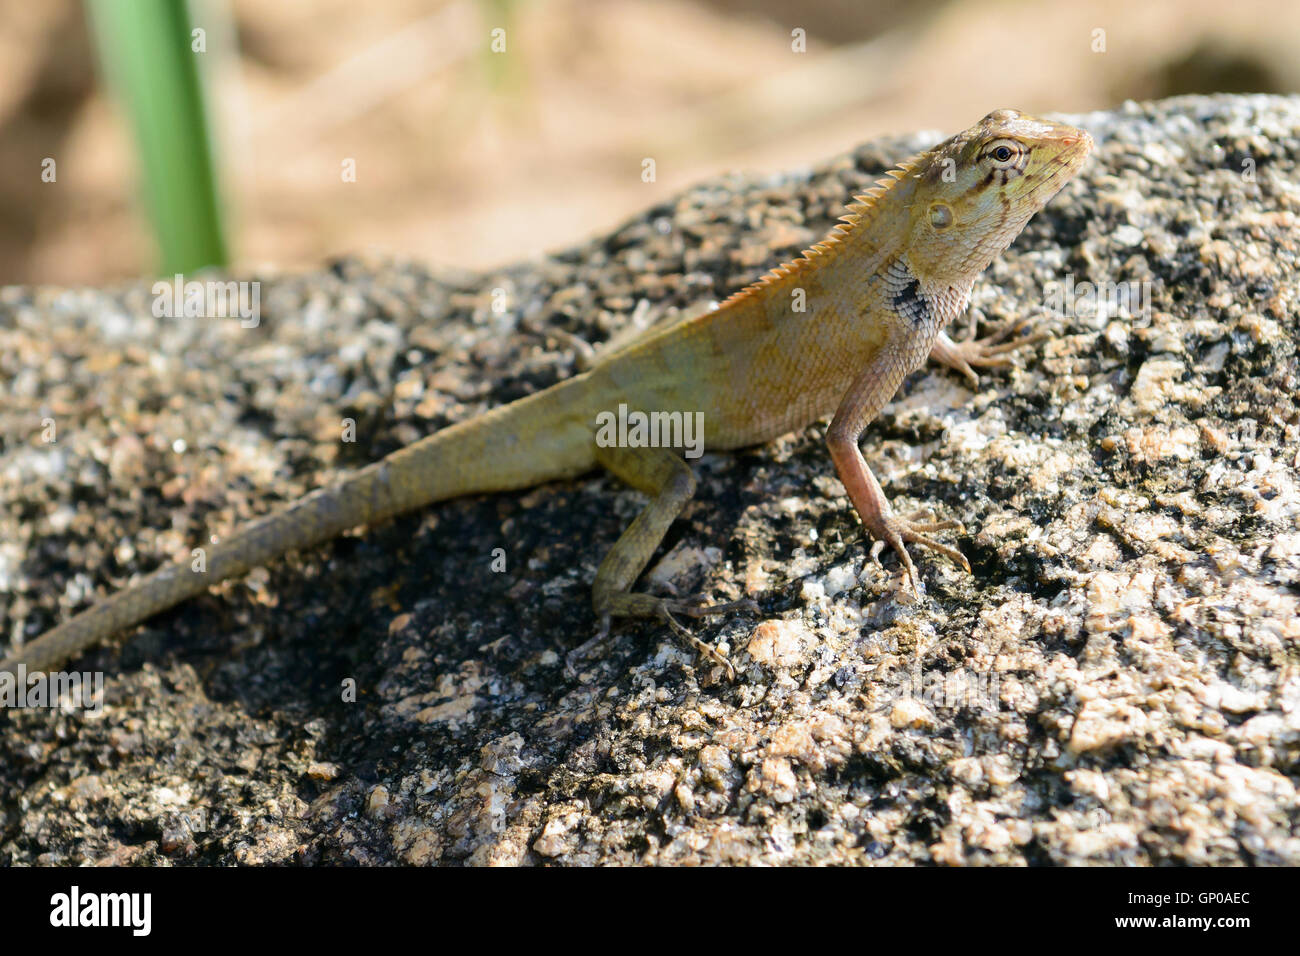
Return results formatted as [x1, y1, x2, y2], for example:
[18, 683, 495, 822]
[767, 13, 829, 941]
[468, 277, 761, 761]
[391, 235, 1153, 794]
[1026, 132, 1092, 206]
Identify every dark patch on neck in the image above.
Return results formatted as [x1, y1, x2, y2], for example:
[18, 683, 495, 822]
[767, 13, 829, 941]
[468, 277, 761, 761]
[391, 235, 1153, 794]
[885, 257, 931, 331]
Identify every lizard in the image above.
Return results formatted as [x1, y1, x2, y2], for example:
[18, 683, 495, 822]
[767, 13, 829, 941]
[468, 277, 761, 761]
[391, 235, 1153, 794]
[0, 109, 1092, 679]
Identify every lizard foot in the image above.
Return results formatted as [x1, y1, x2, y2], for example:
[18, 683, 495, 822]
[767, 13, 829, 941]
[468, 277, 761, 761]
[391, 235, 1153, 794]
[659, 594, 760, 620]
[868, 509, 970, 595]
[567, 596, 757, 679]
[659, 603, 736, 679]
[940, 313, 1045, 388]
[659, 595, 759, 680]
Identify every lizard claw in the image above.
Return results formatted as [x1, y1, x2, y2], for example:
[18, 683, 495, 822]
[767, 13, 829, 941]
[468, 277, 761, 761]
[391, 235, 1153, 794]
[659, 593, 758, 679]
[950, 335, 1040, 386]
[869, 511, 971, 595]
[936, 313, 1045, 387]
[571, 593, 754, 680]
[659, 602, 737, 680]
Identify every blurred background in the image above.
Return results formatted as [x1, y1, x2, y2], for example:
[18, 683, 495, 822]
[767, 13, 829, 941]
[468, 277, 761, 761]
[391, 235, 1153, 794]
[2, 0, 1297, 285]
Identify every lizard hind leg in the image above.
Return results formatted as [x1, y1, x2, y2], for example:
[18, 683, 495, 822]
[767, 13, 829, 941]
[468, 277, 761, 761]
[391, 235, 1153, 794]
[571, 443, 755, 677]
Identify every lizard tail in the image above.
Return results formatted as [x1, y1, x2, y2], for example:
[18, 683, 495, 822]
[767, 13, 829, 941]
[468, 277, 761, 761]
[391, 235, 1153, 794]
[2, 374, 599, 674]
[1, 463, 401, 674]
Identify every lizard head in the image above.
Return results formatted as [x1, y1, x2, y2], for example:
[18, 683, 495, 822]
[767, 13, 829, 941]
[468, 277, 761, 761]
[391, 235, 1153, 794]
[906, 108, 1092, 281]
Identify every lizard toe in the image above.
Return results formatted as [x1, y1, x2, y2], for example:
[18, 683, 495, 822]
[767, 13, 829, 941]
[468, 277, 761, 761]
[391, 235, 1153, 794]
[869, 512, 971, 585]
[663, 594, 759, 619]
[657, 602, 737, 678]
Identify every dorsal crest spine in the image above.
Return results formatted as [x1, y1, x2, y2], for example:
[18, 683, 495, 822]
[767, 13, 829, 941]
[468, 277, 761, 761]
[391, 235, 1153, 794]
[712, 156, 926, 312]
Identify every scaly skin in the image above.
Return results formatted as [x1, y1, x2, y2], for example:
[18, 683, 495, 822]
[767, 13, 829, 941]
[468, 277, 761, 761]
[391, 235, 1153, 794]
[2, 109, 1091, 677]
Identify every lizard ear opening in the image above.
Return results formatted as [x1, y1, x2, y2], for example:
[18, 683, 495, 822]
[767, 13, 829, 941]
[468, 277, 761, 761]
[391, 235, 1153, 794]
[929, 203, 954, 230]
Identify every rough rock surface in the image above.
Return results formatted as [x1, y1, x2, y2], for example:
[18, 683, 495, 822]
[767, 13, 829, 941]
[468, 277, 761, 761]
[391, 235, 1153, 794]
[1, 94, 1298, 865]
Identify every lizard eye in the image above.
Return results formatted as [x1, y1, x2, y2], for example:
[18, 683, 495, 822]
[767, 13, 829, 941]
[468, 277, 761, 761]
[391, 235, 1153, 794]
[986, 139, 1024, 169]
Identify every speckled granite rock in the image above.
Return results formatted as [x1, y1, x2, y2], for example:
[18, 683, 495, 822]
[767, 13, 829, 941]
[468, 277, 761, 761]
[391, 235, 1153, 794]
[2, 94, 1298, 866]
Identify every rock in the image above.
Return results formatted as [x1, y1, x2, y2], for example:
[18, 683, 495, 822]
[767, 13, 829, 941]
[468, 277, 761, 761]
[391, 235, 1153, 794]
[2, 94, 1299, 865]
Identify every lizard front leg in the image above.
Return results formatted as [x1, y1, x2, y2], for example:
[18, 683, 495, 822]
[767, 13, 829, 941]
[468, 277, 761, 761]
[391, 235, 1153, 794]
[827, 345, 971, 593]
[574, 443, 754, 676]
